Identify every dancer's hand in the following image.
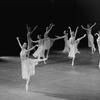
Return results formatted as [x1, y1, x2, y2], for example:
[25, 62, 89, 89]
[55, 35, 60, 38]
[84, 34, 86, 37]
[68, 26, 70, 29]
[16, 37, 19, 40]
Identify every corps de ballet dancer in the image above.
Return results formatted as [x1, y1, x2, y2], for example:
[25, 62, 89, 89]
[81, 23, 96, 54]
[68, 26, 79, 44]
[95, 31, 100, 54]
[68, 34, 86, 66]
[26, 24, 38, 57]
[55, 30, 70, 54]
[44, 23, 55, 38]
[43, 35, 65, 58]
[16, 37, 47, 91]
[31, 35, 47, 64]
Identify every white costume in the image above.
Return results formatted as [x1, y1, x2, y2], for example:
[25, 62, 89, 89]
[68, 34, 86, 66]
[68, 40, 80, 58]
[63, 36, 70, 53]
[20, 49, 38, 80]
[96, 33, 100, 54]
[33, 39, 45, 59]
[81, 23, 96, 54]
[44, 38, 51, 50]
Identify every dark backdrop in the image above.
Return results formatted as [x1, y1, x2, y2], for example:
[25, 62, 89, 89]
[0, 0, 99, 56]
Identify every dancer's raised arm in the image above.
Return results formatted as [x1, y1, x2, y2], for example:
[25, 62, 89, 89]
[68, 26, 72, 35]
[31, 39, 40, 43]
[26, 44, 38, 52]
[75, 26, 79, 38]
[26, 24, 31, 32]
[30, 26, 38, 34]
[90, 22, 96, 29]
[47, 23, 55, 33]
[26, 25, 38, 36]
[95, 33, 99, 36]
[55, 35, 65, 40]
[35, 57, 47, 62]
[81, 25, 88, 30]
[76, 34, 86, 42]
[16, 37, 23, 49]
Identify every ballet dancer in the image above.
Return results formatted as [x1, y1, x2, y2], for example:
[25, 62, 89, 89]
[68, 34, 86, 66]
[43, 35, 64, 58]
[16, 37, 47, 91]
[31, 35, 47, 64]
[68, 26, 79, 44]
[81, 23, 96, 54]
[95, 31, 100, 54]
[56, 30, 70, 53]
[44, 23, 55, 38]
[26, 24, 38, 57]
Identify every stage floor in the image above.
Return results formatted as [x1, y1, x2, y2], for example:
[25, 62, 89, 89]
[0, 49, 100, 100]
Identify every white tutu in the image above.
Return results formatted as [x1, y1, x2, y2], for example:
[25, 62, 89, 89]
[21, 58, 38, 80]
[63, 39, 70, 53]
[87, 34, 94, 47]
[20, 49, 38, 80]
[68, 42, 79, 58]
[97, 37, 100, 54]
[33, 45, 45, 58]
[44, 38, 51, 50]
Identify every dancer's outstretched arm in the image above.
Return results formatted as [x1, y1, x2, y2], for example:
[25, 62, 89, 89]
[16, 37, 23, 49]
[55, 35, 65, 40]
[95, 33, 99, 37]
[35, 57, 47, 62]
[31, 26, 38, 34]
[76, 34, 86, 42]
[68, 26, 72, 35]
[90, 22, 96, 29]
[75, 26, 79, 39]
[47, 23, 55, 33]
[26, 24, 31, 32]
[31, 39, 40, 43]
[49, 23, 55, 28]
[81, 25, 88, 30]
[26, 45, 38, 52]
[26, 25, 38, 35]
[75, 26, 79, 37]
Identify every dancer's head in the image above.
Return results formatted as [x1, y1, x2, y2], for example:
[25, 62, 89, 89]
[46, 27, 49, 31]
[63, 30, 66, 35]
[23, 43, 27, 48]
[37, 35, 41, 39]
[87, 24, 90, 28]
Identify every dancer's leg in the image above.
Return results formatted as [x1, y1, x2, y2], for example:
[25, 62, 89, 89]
[46, 49, 49, 59]
[72, 57, 75, 67]
[43, 55, 46, 64]
[99, 62, 100, 68]
[26, 78, 30, 91]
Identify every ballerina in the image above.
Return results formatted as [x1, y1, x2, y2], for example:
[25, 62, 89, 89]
[43, 35, 64, 58]
[95, 31, 100, 54]
[56, 30, 70, 53]
[26, 25, 38, 57]
[81, 23, 96, 54]
[44, 23, 55, 38]
[68, 34, 86, 66]
[68, 26, 79, 44]
[31, 35, 47, 64]
[16, 37, 47, 91]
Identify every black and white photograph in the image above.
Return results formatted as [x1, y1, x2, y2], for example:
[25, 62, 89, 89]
[0, 0, 100, 100]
